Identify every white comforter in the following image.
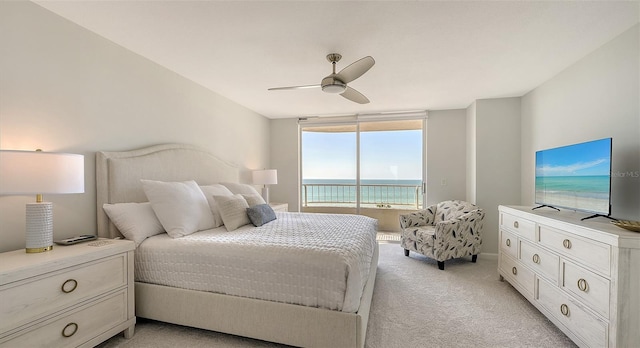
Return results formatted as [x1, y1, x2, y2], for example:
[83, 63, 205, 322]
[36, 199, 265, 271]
[135, 212, 378, 313]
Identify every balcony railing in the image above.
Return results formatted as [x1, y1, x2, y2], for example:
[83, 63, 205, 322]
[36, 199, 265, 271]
[302, 183, 422, 208]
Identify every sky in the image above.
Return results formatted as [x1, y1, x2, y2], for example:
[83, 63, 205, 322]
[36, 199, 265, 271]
[302, 129, 422, 180]
[535, 138, 611, 177]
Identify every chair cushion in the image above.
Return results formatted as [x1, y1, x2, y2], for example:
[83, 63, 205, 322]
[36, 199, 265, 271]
[402, 225, 435, 242]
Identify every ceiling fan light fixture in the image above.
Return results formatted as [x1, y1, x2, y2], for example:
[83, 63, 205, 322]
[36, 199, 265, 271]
[321, 76, 346, 93]
[322, 84, 347, 94]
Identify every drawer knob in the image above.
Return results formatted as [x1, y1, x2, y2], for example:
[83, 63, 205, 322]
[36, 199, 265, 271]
[532, 254, 540, 264]
[513, 221, 519, 228]
[62, 322, 78, 338]
[577, 278, 589, 292]
[61, 279, 78, 293]
[506, 239, 511, 247]
[512, 266, 517, 275]
[560, 304, 570, 317]
[562, 239, 572, 249]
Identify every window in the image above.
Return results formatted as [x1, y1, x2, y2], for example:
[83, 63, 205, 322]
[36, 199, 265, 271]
[300, 116, 426, 213]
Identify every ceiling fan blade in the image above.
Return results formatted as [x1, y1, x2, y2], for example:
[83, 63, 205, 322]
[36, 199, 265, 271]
[336, 56, 375, 83]
[340, 86, 370, 104]
[268, 84, 320, 91]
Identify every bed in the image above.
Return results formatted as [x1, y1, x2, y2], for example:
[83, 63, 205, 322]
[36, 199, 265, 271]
[96, 143, 379, 348]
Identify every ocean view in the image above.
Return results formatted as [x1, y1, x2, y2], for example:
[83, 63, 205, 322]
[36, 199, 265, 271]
[535, 175, 610, 213]
[302, 179, 423, 207]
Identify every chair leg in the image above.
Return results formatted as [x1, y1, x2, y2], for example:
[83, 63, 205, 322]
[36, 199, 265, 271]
[404, 249, 409, 257]
[437, 261, 444, 270]
[472, 254, 478, 263]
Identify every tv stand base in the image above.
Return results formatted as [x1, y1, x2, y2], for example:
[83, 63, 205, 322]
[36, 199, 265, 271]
[581, 214, 617, 221]
[532, 204, 560, 211]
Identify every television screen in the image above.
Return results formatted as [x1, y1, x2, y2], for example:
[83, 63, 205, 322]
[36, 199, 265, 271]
[535, 138, 612, 215]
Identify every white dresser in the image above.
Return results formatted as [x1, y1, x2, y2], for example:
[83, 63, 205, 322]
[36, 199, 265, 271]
[498, 206, 640, 348]
[0, 239, 135, 347]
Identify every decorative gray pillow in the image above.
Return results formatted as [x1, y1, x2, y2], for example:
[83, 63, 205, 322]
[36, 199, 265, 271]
[246, 204, 277, 227]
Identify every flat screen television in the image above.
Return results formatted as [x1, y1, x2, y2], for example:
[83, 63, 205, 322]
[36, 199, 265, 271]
[535, 138, 612, 219]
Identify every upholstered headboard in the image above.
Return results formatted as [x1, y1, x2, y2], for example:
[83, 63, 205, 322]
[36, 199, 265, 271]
[96, 143, 239, 238]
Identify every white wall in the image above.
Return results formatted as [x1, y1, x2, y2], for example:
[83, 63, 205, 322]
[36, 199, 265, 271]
[521, 24, 640, 220]
[270, 118, 299, 211]
[473, 97, 522, 254]
[466, 102, 477, 204]
[0, 2, 270, 252]
[426, 109, 468, 205]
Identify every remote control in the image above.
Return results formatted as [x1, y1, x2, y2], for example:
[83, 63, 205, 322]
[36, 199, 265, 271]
[54, 235, 98, 245]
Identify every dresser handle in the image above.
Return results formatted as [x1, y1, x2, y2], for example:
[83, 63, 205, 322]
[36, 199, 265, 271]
[577, 278, 589, 292]
[512, 267, 517, 275]
[560, 304, 569, 316]
[562, 239, 572, 249]
[61, 279, 78, 293]
[513, 221, 519, 228]
[506, 239, 511, 247]
[62, 322, 78, 338]
[532, 254, 540, 264]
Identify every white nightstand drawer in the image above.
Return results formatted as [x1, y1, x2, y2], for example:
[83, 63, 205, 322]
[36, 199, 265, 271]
[520, 240, 559, 283]
[563, 260, 610, 318]
[537, 278, 607, 348]
[501, 212, 535, 241]
[538, 225, 610, 276]
[0, 254, 126, 333]
[0, 289, 127, 348]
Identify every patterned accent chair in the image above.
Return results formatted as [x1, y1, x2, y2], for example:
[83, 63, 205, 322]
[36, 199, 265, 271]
[399, 200, 484, 270]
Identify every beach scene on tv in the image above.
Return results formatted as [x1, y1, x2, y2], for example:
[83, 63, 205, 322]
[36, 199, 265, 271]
[535, 139, 611, 215]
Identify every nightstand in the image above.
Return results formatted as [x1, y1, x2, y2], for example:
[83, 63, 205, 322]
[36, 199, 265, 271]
[0, 239, 135, 347]
[269, 202, 289, 212]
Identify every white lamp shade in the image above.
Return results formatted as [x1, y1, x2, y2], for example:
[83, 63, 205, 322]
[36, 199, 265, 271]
[0, 150, 84, 194]
[252, 169, 278, 186]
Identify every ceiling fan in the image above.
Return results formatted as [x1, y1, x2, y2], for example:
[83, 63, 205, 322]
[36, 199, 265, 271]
[268, 53, 375, 104]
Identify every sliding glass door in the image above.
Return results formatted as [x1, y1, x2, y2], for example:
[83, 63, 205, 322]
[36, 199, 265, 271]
[300, 117, 425, 214]
[359, 120, 424, 210]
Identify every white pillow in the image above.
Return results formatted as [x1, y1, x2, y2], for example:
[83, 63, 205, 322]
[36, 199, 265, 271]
[200, 184, 234, 227]
[214, 194, 251, 231]
[221, 182, 261, 196]
[102, 202, 164, 247]
[242, 193, 266, 207]
[141, 180, 215, 238]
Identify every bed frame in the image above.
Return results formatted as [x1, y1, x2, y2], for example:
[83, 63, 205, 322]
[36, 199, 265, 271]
[96, 143, 378, 348]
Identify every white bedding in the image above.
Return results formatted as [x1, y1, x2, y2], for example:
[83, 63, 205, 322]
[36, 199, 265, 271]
[135, 212, 377, 313]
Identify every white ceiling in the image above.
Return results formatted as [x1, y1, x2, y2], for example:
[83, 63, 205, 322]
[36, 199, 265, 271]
[34, 1, 639, 119]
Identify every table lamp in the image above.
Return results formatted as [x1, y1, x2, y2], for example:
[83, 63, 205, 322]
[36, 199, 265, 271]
[0, 150, 84, 253]
[252, 169, 277, 204]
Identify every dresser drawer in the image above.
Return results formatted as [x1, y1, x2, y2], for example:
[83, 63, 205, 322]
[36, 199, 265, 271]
[520, 239, 559, 283]
[500, 254, 535, 297]
[0, 254, 127, 333]
[501, 212, 535, 241]
[563, 261, 610, 318]
[0, 289, 127, 348]
[538, 225, 610, 276]
[500, 229, 518, 259]
[537, 278, 607, 348]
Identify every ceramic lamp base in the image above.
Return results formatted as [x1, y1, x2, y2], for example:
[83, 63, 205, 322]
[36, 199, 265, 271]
[261, 187, 270, 204]
[25, 202, 54, 253]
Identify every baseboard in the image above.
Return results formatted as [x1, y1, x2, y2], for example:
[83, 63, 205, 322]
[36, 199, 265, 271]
[480, 252, 498, 260]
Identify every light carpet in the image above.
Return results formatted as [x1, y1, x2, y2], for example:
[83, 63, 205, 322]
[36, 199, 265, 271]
[98, 243, 575, 348]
